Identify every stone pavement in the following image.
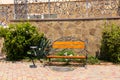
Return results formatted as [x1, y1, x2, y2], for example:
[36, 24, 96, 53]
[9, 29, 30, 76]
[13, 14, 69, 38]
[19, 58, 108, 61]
[0, 61, 120, 80]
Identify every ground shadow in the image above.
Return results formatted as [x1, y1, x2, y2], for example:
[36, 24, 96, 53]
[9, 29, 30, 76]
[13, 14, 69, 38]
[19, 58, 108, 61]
[45, 61, 85, 72]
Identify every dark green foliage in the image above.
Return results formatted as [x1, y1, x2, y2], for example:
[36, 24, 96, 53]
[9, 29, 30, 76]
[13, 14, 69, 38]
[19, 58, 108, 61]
[0, 22, 43, 60]
[100, 24, 120, 63]
[36, 36, 51, 58]
[27, 35, 51, 60]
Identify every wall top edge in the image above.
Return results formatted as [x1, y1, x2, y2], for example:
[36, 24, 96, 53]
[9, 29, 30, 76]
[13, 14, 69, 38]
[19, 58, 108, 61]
[10, 17, 120, 22]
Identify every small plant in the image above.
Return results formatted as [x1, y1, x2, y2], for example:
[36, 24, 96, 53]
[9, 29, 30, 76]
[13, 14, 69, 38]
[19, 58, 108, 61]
[57, 49, 74, 56]
[87, 55, 100, 65]
[36, 36, 51, 58]
[56, 49, 74, 64]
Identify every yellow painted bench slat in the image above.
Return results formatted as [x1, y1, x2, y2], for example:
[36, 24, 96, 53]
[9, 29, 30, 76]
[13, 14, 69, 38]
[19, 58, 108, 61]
[53, 41, 85, 49]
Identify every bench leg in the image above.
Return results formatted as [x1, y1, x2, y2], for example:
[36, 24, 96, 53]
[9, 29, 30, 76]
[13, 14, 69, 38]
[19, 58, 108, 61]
[47, 58, 52, 66]
[29, 56, 37, 68]
[84, 62, 87, 69]
[49, 58, 51, 62]
[84, 57, 87, 69]
[43, 56, 48, 67]
[43, 58, 51, 67]
[37, 56, 43, 63]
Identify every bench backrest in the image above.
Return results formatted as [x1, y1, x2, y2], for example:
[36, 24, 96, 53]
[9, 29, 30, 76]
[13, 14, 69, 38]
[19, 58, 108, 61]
[52, 41, 85, 49]
[49, 36, 88, 55]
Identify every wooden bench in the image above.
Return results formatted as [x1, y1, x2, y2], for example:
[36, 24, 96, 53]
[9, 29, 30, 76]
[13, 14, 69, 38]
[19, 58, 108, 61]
[46, 37, 88, 68]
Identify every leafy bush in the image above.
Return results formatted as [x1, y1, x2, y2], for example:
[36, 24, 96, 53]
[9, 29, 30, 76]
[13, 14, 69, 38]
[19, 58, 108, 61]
[100, 24, 120, 63]
[0, 22, 44, 60]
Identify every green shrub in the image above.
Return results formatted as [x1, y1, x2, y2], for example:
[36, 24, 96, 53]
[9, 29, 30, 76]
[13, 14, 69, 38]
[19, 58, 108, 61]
[87, 55, 100, 65]
[0, 22, 44, 60]
[100, 24, 120, 63]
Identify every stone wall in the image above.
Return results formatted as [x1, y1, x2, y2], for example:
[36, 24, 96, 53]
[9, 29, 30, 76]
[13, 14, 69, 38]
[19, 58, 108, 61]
[0, 4, 14, 24]
[27, 0, 120, 18]
[0, 0, 120, 23]
[0, 19, 120, 55]
[1, 0, 118, 20]
[1, 19, 120, 56]
[29, 19, 120, 56]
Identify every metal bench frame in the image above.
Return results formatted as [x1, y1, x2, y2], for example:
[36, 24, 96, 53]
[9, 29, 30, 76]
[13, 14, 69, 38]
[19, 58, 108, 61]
[46, 36, 88, 68]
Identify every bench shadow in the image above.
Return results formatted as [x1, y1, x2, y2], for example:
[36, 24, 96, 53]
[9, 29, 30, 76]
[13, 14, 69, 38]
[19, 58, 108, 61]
[45, 61, 85, 72]
[45, 61, 85, 67]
